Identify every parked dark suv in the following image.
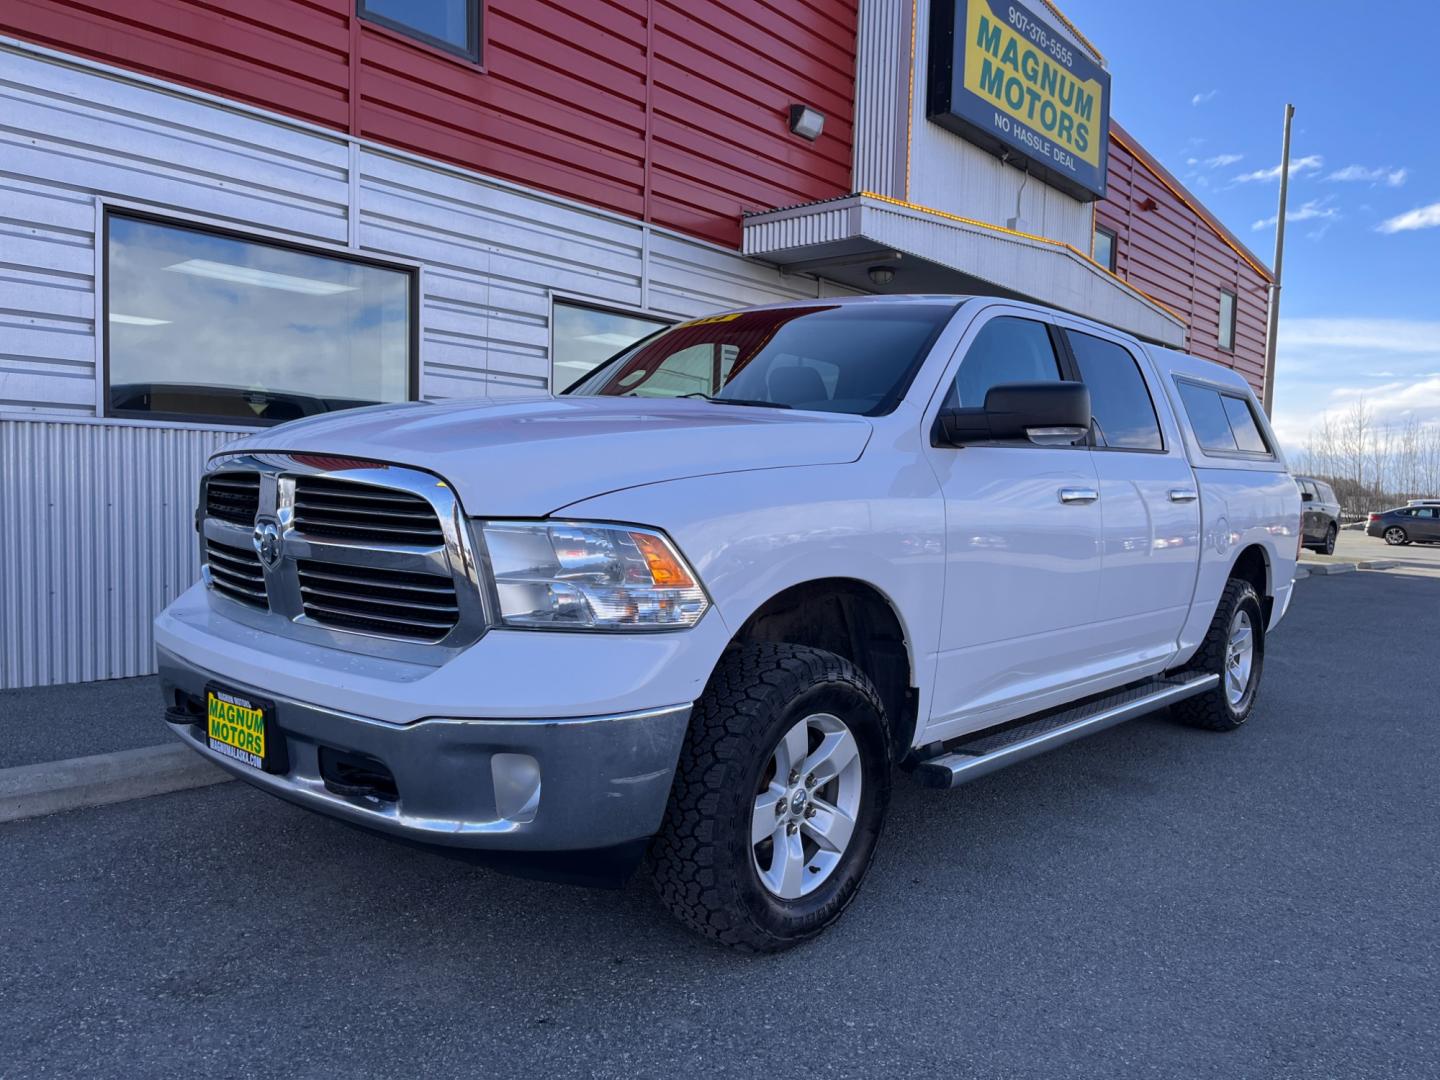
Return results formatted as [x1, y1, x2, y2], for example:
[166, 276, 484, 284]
[1297, 477, 1342, 554]
[1367, 504, 1440, 545]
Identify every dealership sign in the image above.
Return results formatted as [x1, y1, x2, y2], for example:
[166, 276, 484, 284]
[928, 0, 1111, 201]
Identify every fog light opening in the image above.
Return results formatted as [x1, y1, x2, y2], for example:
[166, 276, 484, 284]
[491, 753, 541, 823]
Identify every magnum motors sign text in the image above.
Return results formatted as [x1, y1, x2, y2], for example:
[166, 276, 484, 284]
[928, 0, 1111, 201]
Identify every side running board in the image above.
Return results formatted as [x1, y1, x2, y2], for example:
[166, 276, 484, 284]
[913, 672, 1219, 790]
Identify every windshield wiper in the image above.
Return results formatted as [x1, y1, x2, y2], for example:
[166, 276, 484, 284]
[680, 393, 792, 410]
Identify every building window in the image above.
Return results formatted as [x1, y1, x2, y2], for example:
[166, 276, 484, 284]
[1218, 289, 1237, 351]
[551, 301, 669, 390]
[105, 214, 414, 426]
[1093, 225, 1118, 272]
[358, 0, 482, 63]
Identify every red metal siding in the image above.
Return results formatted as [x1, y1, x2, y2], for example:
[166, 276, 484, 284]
[649, 0, 856, 246]
[0, 0, 856, 247]
[1097, 131, 1272, 393]
[0, 0, 352, 129]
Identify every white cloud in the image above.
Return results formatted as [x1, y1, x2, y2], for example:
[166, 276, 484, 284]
[1251, 198, 1339, 231]
[1204, 152, 1243, 168]
[1191, 89, 1218, 106]
[1269, 318, 1440, 447]
[1278, 318, 1440, 355]
[1377, 202, 1440, 234]
[1235, 154, 1323, 182]
[1326, 165, 1407, 186]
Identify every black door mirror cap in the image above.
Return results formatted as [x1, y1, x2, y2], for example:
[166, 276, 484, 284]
[934, 382, 1092, 447]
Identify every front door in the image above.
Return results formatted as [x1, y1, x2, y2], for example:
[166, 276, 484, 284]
[923, 311, 1103, 740]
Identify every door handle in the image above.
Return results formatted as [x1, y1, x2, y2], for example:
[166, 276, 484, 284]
[1058, 487, 1099, 504]
[1168, 488, 1198, 503]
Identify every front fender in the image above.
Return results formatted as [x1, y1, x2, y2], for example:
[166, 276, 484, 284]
[557, 459, 946, 719]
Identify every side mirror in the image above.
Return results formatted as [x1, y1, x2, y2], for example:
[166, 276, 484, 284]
[934, 382, 1092, 448]
[1300, 491, 1314, 502]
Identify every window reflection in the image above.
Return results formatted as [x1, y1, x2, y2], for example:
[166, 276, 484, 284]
[106, 216, 412, 425]
[552, 302, 669, 390]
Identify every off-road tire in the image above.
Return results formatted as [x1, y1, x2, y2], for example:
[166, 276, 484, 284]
[1172, 577, 1265, 732]
[648, 643, 891, 952]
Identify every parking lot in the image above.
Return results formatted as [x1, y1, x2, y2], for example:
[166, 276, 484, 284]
[1326, 528, 1440, 575]
[3, 568, 1438, 1079]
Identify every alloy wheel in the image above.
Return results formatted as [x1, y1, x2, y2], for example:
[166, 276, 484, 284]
[1225, 608, 1255, 707]
[750, 713, 863, 900]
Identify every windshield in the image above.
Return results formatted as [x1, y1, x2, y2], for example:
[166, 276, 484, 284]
[565, 302, 958, 415]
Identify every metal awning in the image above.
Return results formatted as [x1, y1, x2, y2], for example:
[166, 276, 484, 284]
[743, 193, 1185, 347]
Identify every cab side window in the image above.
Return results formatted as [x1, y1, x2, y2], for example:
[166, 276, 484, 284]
[946, 317, 1061, 408]
[1065, 330, 1162, 450]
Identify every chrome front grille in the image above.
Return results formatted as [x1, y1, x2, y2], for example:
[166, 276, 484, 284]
[205, 471, 260, 526]
[205, 539, 267, 608]
[198, 455, 487, 656]
[296, 559, 460, 641]
[292, 475, 445, 545]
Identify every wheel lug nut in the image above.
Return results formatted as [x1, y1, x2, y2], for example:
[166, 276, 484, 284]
[805, 806, 816, 818]
[788, 769, 799, 785]
[776, 799, 785, 815]
[786, 822, 798, 835]
[805, 773, 816, 787]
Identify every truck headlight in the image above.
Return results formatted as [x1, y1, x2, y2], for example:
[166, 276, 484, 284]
[478, 521, 709, 630]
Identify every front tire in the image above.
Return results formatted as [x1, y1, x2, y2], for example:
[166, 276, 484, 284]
[1384, 526, 1409, 546]
[1320, 524, 1337, 555]
[1173, 578, 1265, 732]
[648, 643, 891, 952]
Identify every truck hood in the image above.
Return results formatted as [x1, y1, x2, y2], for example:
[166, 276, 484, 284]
[224, 396, 873, 516]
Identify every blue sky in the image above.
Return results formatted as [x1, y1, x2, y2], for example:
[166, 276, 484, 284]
[1062, 0, 1440, 449]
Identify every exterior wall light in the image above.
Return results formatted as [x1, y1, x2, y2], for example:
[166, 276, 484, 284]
[868, 265, 896, 286]
[788, 104, 825, 141]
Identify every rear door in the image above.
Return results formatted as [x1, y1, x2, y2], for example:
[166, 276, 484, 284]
[1059, 325, 1202, 674]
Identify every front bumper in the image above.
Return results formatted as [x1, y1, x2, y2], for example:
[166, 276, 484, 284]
[158, 647, 690, 878]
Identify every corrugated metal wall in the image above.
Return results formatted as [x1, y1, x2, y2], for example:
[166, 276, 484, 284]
[0, 39, 848, 688]
[0, 0, 860, 253]
[852, 0, 910, 196]
[1097, 134, 1271, 390]
[0, 419, 240, 686]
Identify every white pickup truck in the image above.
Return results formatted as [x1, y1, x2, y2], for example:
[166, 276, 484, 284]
[157, 296, 1300, 951]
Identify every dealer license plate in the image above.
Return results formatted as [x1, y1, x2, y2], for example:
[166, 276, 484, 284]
[206, 688, 267, 771]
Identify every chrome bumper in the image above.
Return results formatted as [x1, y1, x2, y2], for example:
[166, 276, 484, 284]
[158, 648, 690, 863]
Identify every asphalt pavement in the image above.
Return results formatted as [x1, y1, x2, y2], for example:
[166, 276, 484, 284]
[1322, 529, 1440, 576]
[0, 676, 169, 770]
[2, 571, 1438, 1079]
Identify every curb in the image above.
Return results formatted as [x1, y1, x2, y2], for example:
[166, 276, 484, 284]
[1302, 562, 1358, 576]
[0, 743, 233, 825]
[1357, 559, 1399, 570]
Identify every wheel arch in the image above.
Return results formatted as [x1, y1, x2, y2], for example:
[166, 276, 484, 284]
[726, 577, 918, 760]
[1229, 543, 1273, 623]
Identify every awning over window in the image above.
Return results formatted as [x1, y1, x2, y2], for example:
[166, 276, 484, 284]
[742, 193, 1185, 348]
